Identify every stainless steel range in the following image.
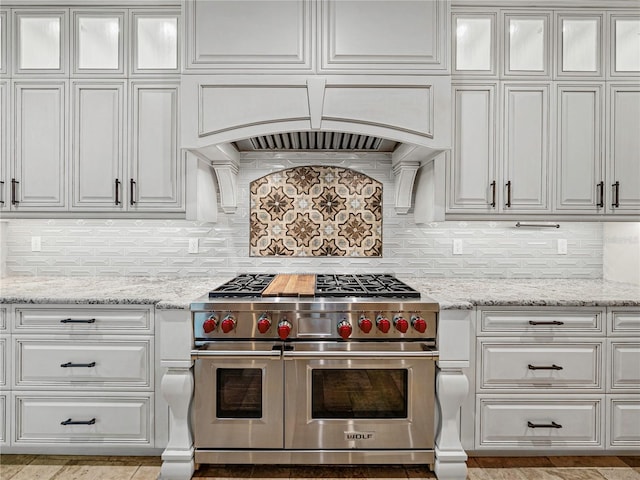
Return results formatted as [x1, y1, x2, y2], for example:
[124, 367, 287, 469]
[190, 274, 439, 468]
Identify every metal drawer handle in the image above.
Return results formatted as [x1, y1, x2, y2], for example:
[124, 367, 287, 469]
[528, 320, 564, 326]
[528, 364, 563, 371]
[61, 418, 96, 426]
[527, 421, 562, 429]
[60, 318, 96, 324]
[11, 179, 19, 205]
[597, 181, 604, 208]
[130, 178, 136, 205]
[490, 181, 496, 208]
[0, 180, 4, 204]
[505, 181, 512, 208]
[60, 361, 96, 368]
[612, 181, 620, 208]
[115, 179, 121, 206]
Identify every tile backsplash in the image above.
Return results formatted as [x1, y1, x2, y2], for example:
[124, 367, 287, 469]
[3, 157, 604, 278]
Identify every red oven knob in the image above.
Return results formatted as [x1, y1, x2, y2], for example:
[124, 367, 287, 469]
[202, 315, 218, 333]
[221, 315, 236, 333]
[376, 315, 391, 333]
[412, 315, 427, 333]
[337, 320, 352, 340]
[358, 316, 372, 334]
[394, 315, 409, 333]
[277, 319, 292, 340]
[257, 314, 271, 334]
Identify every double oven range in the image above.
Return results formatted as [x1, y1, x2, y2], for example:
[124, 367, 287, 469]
[190, 274, 439, 467]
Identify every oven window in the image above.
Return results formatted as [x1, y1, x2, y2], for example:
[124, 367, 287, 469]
[311, 369, 408, 419]
[216, 368, 262, 419]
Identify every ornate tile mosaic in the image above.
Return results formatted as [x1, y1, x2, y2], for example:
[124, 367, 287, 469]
[249, 166, 382, 257]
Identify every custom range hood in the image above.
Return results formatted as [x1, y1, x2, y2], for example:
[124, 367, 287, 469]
[182, 76, 451, 223]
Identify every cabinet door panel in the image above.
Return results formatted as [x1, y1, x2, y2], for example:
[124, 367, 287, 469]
[503, 12, 551, 78]
[13, 82, 66, 209]
[14, 10, 67, 75]
[608, 85, 640, 213]
[611, 16, 640, 77]
[453, 13, 496, 75]
[132, 11, 180, 74]
[130, 82, 181, 210]
[503, 84, 549, 211]
[72, 10, 125, 75]
[448, 84, 497, 212]
[0, 10, 8, 75]
[608, 397, 640, 449]
[72, 81, 124, 209]
[556, 84, 604, 212]
[556, 13, 603, 78]
[0, 81, 7, 210]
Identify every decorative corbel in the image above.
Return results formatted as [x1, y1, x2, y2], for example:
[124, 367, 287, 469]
[392, 161, 420, 214]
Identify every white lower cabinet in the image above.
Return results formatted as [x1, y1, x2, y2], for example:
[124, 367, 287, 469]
[5, 304, 160, 454]
[608, 396, 640, 449]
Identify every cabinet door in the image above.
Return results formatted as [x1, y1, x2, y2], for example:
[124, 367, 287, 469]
[0, 81, 7, 211]
[452, 12, 497, 76]
[447, 83, 498, 212]
[13, 82, 67, 210]
[71, 81, 125, 210]
[0, 10, 8, 75]
[610, 15, 640, 78]
[556, 13, 603, 79]
[129, 81, 182, 211]
[608, 84, 640, 214]
[13, 9, 68, 76]
[71, 10, 125, 76]
[503, 12, 551, 78]
[556, 83, 604, 212]
[503, 83, 550, 211]
[131, 10, 179, 75]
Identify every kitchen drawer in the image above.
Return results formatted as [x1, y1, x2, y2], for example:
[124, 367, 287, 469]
[609, 309, 640, 335]
[0, 334, 6, 387]
[608, 396, 640, 449]
[0, 307, 6, 331]
[476, 395, 604, 449]
[477, 339, 603, 391]
[479, 309, 603, 336]
[608, 340, 640, 391]
[14, 306, 153, 334]
[0, 394, 7, 446]
[14, 393, 152, 445]
[14, 336, 152, 390]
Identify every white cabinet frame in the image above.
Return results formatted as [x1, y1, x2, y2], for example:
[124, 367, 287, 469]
[502, 11, 552, 79]
[71, 9, 126, 77]
[555, 11, 605, 80]
[452, 10, 498, 77]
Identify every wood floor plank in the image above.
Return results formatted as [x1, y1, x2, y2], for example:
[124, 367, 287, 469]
[7, 464, 65, 480]
[550, 457, 628, 468]
[596, 468, 640, 480]
[130, 466, 162, 480]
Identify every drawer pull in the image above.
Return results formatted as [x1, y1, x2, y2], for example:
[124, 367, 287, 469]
[528, 320, 564, 326]
[528, 364, 563, 371]
[60, 318, 96, 324]
[527, 421, 562, 429]
[60, 361, 96, 368]
[61, 418, 96, 426]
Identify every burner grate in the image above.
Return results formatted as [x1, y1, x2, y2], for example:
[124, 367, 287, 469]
[209, 274, 276, 298]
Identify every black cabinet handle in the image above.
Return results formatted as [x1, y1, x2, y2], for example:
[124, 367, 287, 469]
[60, 318, 96, 324]
[597, 181, 604, 208]
[115, 179, 121, 206]
[612, 181, 620, 208]
[490, 181, 496, 208]
[528, 364, 563, 371]
[528, 320, 564, 326]
[61, 418, 96, 426]
[11, 179, 19, 205]
[0, 180, 4, 204]
[505, 181, 511, 208]
[130, 179, 136, 205]
[528, 421, 562, 429]
[60, 361, 96, 368]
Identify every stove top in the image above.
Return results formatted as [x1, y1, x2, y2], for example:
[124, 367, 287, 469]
[208, 274, 421, 299]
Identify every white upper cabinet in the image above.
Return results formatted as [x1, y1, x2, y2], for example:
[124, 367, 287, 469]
[131, 10, 179, 74]
[0, 81, 6, 211]
[0, 10, 8, 76]
[610, 15, 640, 78]
[556, 12, 603, 79]
[13, 10, 68, 76]
[503, 12, 551, 78]
[72, 10, 125, 76]
[452, 12, 497, 76]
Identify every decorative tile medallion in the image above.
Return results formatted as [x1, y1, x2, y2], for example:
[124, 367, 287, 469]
[250, 166, 382, 257]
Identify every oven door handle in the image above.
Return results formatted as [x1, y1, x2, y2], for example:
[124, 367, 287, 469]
[191, 349, 282, 359]
[282, 350, 439, 360]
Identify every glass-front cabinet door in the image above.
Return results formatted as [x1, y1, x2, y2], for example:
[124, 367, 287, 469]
[13, 10, 68, 75]
[72, 10, 125, 76]
[131, 11, 179, 74]
[452, 12, 497, 76]
[503, 12, 551, 78]
[556, 13, 603, 78]
[0, 10, 7, 76]
[610, 15, 640, 77]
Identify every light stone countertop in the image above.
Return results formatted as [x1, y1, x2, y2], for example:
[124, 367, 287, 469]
[1, 276, 639, 310]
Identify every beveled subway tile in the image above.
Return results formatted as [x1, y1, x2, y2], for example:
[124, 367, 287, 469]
[596, 467, 640, 480]
[550, 457, 628, 468]
[473, 457, 554, 468]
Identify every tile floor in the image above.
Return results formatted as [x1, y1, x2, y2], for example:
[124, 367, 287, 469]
[0, 455, 639, 479]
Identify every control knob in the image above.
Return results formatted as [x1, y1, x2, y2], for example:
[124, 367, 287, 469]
[257, 314, 271, 334]
[202, 315, 218, 333]
[221, 314, 236, 333]
[394, 315, 409, 333]
[358, 316, 372, 334]
[337, 320, 352, 340]
[376, 315, 391, 333]
[411, 315, 427, 334]
[277, 319, 292, 340]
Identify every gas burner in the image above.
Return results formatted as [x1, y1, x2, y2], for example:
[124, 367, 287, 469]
[315, 274, 421, 298]
[208, 274, 276, 298]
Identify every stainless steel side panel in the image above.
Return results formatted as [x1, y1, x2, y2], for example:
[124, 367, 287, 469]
[194, 449, 435, 466]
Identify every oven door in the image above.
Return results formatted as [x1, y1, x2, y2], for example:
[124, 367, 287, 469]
[282, 342, 438, 450]
[192, 342, 283, 449]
